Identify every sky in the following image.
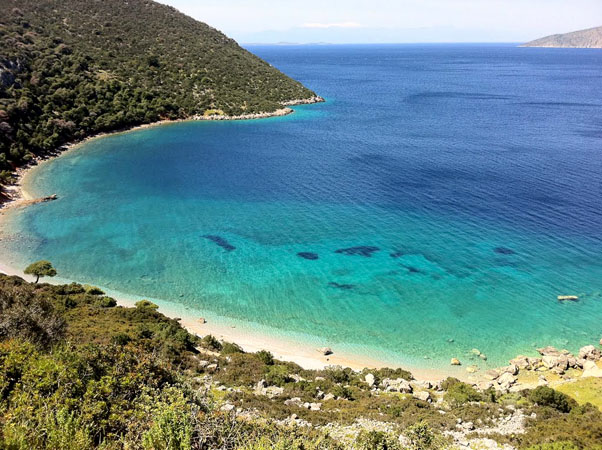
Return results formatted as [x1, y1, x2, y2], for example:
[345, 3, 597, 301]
[157, 0, 602, 44]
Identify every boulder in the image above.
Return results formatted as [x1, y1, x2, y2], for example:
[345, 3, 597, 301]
[284, 397, 302, 406]
[510, 355, 530, 369]
[264, 386, 284, 398]
[484, 369, 501, 381]
[206, 364, 218, 373]
[537, 346, 562, 357]
[579, 345, 601, 361]
[503, 364, 519, 376]
[450, 358, 461, 366]
[382, 378, 413, 393]
[323, 393, 336, 401]
[497, 372, 516, 386]
[411, 380, 432, 390]
[557, 295, 579, 302]
[318, 347, 333, 356]
[582, 361, 602, 378]
[466, 366, 479, 374]
[528, 357, 543, 369]
[364, 373, 376, 387]
[413, 391, 431, 402]
[542, 355, 558, 369]
[471, 349, 481, 356]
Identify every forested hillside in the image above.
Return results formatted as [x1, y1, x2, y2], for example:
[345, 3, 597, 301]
[0, 0, 318, 183]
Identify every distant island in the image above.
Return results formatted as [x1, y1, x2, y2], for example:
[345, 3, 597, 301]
[522, 25, 602, 48]
[0, 0, 322, 192]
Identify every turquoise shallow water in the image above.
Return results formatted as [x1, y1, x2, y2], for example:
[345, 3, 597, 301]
[1, 44, 602, 370]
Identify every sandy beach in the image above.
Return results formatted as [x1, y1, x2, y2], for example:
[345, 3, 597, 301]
[0, 256, 457, 382]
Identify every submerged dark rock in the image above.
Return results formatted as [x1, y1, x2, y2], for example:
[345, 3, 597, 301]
[297, 252, 319, 260]
[203, 235, 236, 252]
[390, 251, 404, 258]
[328, 282, 355, 290]
[406, 266, 421, 274]
[494, 247, 516, 255]
[335, 246, 380, 257]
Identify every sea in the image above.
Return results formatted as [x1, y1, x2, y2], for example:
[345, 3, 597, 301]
[1, 44, 601, 370]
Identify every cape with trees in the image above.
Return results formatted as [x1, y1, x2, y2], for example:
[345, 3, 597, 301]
[0, 0, 319, 187]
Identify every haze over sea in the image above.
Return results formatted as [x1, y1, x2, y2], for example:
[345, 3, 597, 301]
[2, 44, 602, 370]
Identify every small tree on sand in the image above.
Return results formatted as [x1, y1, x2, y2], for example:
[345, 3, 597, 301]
[24, 260, 57, 283]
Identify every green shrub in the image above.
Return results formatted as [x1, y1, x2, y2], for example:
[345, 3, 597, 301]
[529, 386, 576, 413]
[356, 430, 402, 450]
[332, 384, 354, 401]
[135, 300, 159, 310]
[95, 296, 117, 308]
[265, 365, 292, 387]
[442, 377, 483, 405]
[404, 421, 442, 450]
[221, 341, 244, 355]
[84, 285, 105, 295]
[525, 443, 580, 450]
[142, 404, 193, 450]
[200, 334, 222, 352]
[256, 350, 274, 366]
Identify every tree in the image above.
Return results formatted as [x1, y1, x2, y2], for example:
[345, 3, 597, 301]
[24, 260, 57, 283]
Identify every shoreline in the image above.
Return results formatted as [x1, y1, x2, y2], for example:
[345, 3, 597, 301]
[1, 92, 599, 386]
[0, 259, 457, 381]
[0, 95, 325, 211]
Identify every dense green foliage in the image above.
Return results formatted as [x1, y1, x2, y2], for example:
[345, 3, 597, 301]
[23, 259, 56, 282]
[0, 273, 601, 449]
[0, 0, 317, 184]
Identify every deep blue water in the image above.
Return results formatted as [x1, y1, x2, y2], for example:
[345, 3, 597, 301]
[2, 44, 602, 369]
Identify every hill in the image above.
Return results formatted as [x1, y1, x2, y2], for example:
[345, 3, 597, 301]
[522, 26, 602, 48]
[0, 0, 320, 184]
[1, 272, 602, 449]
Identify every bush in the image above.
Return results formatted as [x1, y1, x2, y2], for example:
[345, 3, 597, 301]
[0, 283, 65, 348]
[142, 404, 193, 450]
[256, 350, 274, 366]
[356, 430, 402, 450]
[529, 386, 576, 413]
[200, 334, 222, 352]
[84, 285, 105, 295]
[265, 365, 292, 387]
[135, 300, 159, 310]
[332, 384, 354, 401]
[221, 341, 244, 355]
[96, 296, 117, 308]
[404, 421, 443, 450]
[442, 377, 483, 405]
[526, 443, 580, 450]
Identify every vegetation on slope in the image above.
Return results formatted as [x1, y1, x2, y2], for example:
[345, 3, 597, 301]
[1, 273, 602, 449]
[0, 0, 318, 185]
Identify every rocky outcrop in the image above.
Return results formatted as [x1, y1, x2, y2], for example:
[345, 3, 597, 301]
[380, 378, 412, 393]
[579, 345, 601, 361]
